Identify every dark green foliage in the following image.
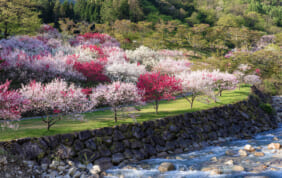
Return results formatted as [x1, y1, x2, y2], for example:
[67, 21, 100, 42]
[34, 0, 282, 33]
[259, 103, 273, 114]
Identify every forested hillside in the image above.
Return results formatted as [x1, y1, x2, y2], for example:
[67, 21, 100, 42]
[38, 0, 282, 28]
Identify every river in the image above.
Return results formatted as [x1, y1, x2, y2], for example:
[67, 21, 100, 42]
[105, 124, 282, 178]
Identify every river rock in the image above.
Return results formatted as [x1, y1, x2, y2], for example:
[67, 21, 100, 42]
[68, 167, 77, 176]
[225, 150, 237, 156]
[73, 171, 81, 178]
[232, 165, 245, 171]
[112, 153, 124, 165]
[67, 160, 74, 166]
[90, 165, 101, 175]
[175, 156, 183, 160]
[201, 167, 222, 175]
[158, 162, 176, 172]
[49, 160, 60, 170]
[250, 164, 267, 173]
[254, 152, 265, 157]
[0, 156, 8, 165]
[57, 166, 65, 172]
[273, 137, 279, 141]
[244, 144, 255, 152]
[94, 157, 113, 170]
[77, 163, 86, 170]
[210, 157, 217, 162]
[225, 160, 234, 165]
[267, 143, 280, 150]
[41, 163, 48, 170]
[239, 149, 248, 157]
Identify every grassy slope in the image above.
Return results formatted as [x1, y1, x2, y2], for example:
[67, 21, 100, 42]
[0, 86, 251, 141]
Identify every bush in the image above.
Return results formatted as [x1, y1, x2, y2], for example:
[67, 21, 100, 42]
[259, 103, 273, 114]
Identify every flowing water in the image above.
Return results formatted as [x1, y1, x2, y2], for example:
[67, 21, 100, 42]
[105, 124, 282, 178]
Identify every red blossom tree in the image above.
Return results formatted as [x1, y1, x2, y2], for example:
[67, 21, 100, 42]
[74, 61, 110, 85]
[137, 72, 182, 114]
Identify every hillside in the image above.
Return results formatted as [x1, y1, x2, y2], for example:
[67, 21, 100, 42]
[39, 0, 281, 28]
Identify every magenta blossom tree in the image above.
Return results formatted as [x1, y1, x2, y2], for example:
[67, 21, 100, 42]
[137, 72, 182, 114]
[0, 80, 30, 121]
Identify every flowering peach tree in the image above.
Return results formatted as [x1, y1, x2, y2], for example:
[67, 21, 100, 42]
[0, 80, 30, 120]
[176, 70, 215, 108]
[90, 82, 144, 122]
[244, 75, 261, 86]
[20, 79, 95, 130]
[137, 72, 182, 114]
[210, 70, 238, 96]
[0, 81, 30, 129]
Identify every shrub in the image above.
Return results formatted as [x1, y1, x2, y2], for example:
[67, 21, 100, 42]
[259, 103, 273, 114]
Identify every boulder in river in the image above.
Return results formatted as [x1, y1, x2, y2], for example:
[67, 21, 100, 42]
[244, 144, 255, 152]
[224, 160, 234, 165]
[232, 165, 245, 171]
[201, 167, 222, 175]
[158, 162, 176, 172]
[267, 143, 280, 150]
[239, 149, 248, 157]
[254, 152, 265, 157]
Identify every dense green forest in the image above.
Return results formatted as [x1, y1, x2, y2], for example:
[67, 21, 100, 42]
[38, 0, 282, 27]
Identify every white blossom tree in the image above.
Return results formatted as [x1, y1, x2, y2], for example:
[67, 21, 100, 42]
[90, 82, 144, 122]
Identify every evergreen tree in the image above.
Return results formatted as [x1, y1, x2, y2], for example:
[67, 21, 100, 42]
[53, 0, 61, 22]
[101, 0, 117, 23]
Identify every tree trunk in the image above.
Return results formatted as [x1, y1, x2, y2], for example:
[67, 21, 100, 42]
[191, 96, 195, 109]
[219, 90, 222, 96]
[114, 107, 117, 122]
[155, 100, 159, 114]
[4, 22, 8, 39]
[47, 122, 51, 131]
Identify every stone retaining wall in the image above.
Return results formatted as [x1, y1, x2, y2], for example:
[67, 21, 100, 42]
[272, 95, 282, 123]
[0, 87, 278, 171]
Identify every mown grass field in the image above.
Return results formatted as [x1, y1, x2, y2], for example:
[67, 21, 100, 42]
[0, 86, 251, 141]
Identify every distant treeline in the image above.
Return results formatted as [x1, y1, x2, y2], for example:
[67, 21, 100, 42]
[37, 0, 282, 29]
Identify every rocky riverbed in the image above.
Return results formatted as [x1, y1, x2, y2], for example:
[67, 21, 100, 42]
[105, 124, 282, 178]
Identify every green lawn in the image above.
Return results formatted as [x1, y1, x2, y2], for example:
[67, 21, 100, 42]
[0, 86, 251, 141]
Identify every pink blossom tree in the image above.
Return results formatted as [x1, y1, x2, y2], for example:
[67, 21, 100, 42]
[90, 82, 144, 122]
[20, 79, 95, 130]
[137, 72, 182, 114]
